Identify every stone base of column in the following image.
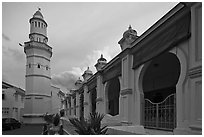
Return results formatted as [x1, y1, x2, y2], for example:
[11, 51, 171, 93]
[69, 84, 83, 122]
[174, 126, 202, 135]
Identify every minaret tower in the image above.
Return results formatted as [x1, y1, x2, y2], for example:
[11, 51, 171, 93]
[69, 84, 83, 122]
[23, 8, 52, 124]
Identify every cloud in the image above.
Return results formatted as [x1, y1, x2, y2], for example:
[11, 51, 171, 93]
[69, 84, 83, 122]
[51, 44, 120, 91]
[2, 33, 10, 41]
[82, 45, 121, 73]
[2, 46, 24, 62]
[51, 70, 79, 91]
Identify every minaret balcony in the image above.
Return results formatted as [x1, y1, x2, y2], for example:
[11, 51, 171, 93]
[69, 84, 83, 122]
[24, 41, 52, 57]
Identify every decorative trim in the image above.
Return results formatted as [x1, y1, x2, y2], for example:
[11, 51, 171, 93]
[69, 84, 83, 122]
[96, 97, 103, 102]
[27, 55, 50, 61]
[26, 74, 51, 79]
[23, 114, 44, 117]
[35, 97, 43, 99]
[120, 88, 133, 96]
[26, 93, 51, 98]
[84, 102, 88, 105]
[188, 65, 202, 78]
[29, 33, 48, 40]
[24, 42, 52, 57]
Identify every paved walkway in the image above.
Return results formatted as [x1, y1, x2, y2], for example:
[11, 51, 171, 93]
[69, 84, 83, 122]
[145, 129, 173, 135]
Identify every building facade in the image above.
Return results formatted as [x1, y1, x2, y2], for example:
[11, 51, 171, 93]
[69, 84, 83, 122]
[2, 82, 25, 122]
[64, 3, 202, 135]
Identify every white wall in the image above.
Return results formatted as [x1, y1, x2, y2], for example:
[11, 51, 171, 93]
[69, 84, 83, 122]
[2, 88, 24, 122]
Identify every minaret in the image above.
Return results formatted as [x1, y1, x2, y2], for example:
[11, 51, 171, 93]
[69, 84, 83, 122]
[23, 8, 52, 124]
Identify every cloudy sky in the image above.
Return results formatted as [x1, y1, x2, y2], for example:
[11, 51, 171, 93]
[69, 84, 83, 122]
[2, 2, 177, 93]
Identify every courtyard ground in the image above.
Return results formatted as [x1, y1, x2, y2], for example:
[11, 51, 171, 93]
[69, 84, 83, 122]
[2, 124, 43, 135]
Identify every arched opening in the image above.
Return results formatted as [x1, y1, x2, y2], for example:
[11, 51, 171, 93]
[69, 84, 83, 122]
[90, 88, 97, 114]
[142, 52, 180, 130]
[106, 77, 120, 116]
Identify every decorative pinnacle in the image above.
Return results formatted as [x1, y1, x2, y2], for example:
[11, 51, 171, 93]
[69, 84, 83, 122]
[129, 25, 132, 30]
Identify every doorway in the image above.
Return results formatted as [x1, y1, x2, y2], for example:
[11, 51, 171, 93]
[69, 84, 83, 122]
[142, 52, 180, 130]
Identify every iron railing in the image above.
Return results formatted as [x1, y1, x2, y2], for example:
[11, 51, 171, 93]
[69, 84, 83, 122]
[144, 94, 176, 130]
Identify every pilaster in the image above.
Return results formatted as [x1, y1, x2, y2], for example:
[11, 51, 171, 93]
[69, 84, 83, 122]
[120, 54, 134, 124]
[83, 85, 90, 119]
[75, 91, 80, 118]
[96, 73, 106, 115]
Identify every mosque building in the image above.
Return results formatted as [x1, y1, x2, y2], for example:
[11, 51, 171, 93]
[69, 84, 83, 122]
[63, 2, 202, 135]
[20, 2, 201, 134]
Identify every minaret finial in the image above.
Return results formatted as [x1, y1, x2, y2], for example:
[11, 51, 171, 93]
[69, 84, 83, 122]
[101, 54, 103, 58]
[38, 7, 41, 11]
[87, 67, 89, 70]
[129, 25, 132, 29]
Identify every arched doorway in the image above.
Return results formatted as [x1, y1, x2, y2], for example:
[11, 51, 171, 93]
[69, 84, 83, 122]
[142, 52, 180, 130]
[106, 77, 120, 116]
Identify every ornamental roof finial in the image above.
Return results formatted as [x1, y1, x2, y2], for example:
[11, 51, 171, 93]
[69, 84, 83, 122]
[129, 25, 132, 30]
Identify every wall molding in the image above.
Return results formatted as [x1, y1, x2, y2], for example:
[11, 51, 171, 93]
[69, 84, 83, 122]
[84, 102, 88, 105]
[188, 65, 202, 78]
[96, 97, 103, 102]
[27, 55, 50, 61]
[120, 88, 133, 96]
[26, 74, 51, 79]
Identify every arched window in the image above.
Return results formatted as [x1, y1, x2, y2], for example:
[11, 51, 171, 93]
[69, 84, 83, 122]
[41, 23, 43, 28]
[38, 22, 40, 27]
[35, 21, 37, 27]
[29, 63, 31, 68]
[106, 77, 120, 116]
[37, 64, 40, 68]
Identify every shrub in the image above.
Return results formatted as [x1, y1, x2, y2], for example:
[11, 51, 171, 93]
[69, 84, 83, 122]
[69, 112, 108, 135]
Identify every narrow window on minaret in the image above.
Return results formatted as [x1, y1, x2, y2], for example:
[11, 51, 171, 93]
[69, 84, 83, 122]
[35, 21, 37, 27]
[38, 22, 40, 27]
[41, 23, 43, 28]
[46, 66, 49, 70]
[29, 64, 31, 68]
[37, 64, 40, 68]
